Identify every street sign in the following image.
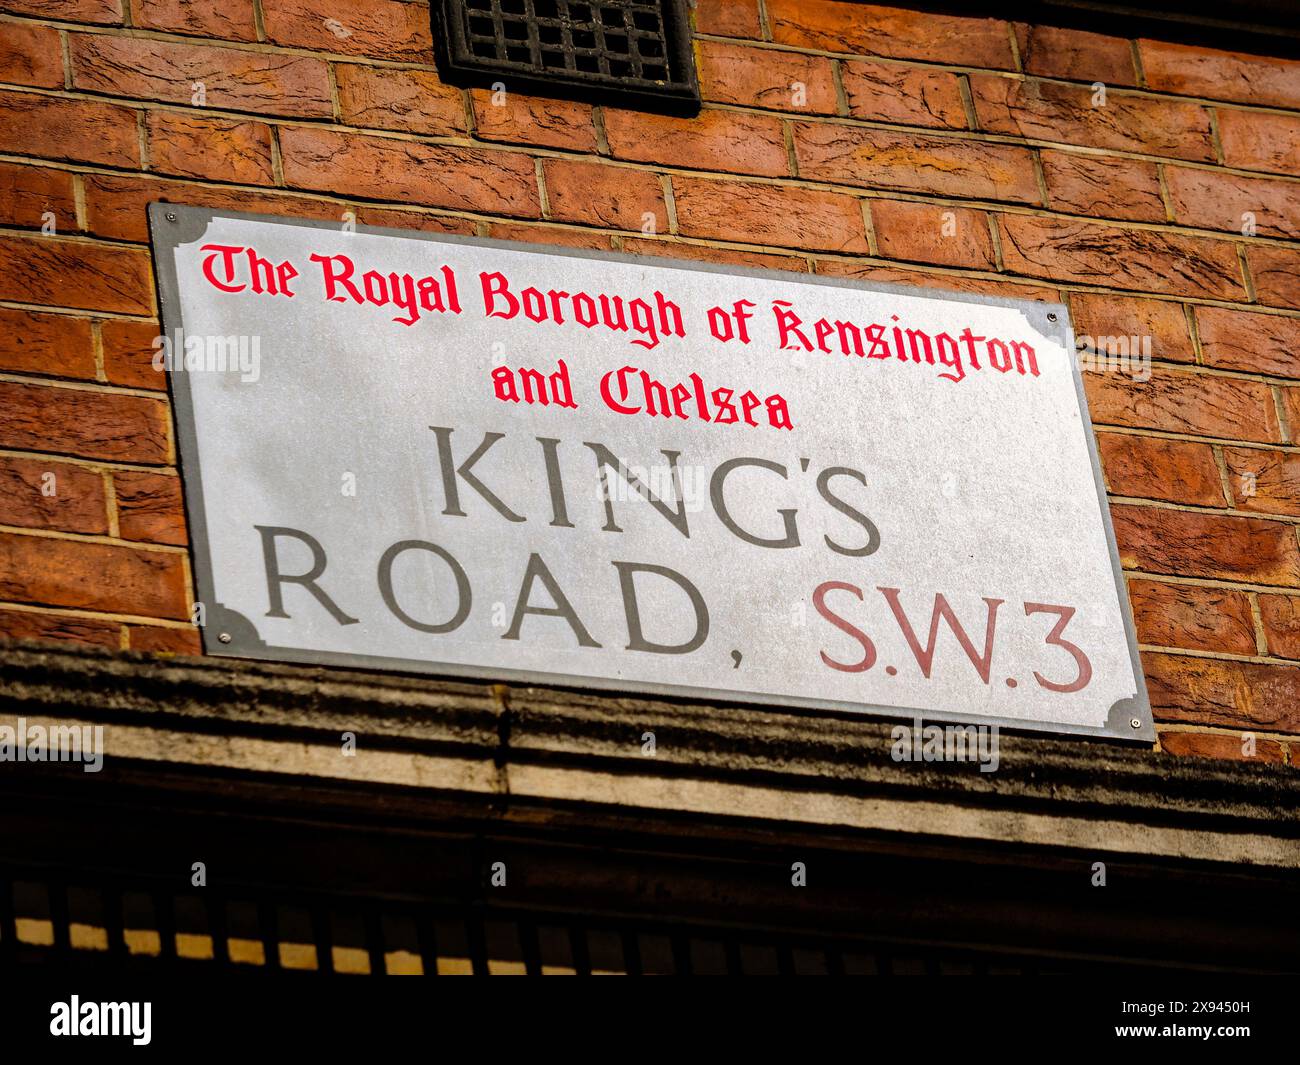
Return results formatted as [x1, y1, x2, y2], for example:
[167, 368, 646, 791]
[151, 204, 1151, 741]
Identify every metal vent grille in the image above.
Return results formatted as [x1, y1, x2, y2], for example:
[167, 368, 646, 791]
[431, 0, 699, 115]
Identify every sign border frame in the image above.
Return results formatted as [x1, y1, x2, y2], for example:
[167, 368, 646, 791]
[148, 202, 1155, 744]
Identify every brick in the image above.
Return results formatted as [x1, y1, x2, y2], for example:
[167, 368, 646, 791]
[605, 108, 788, 177]
[1069, 292, 1192, 364]
[1259, 592, 1300, 660]
[125, 622, 201, 654]
[1039, 150, 1165, 223]
[1145, 651, 1300, 733]
[101, 317, 165, 391]
[0, 454, 108, 534]
[542, 159, 665, 231]
[82, 172, 343, 244]
[0, 88, 138, 168]
[130, 0, 258, 41]
[1288, 388, 1300, 444]
[767, 0, 1014, 68]
[0, 159, 77, 231]
[1112, 503, 1300, 585]
[1165, 166, 1300, 240]
[1083, 367, 1281, 443]
[1, 1, 121, 23]
[997, 216, 1244, 300]
[0, 607, 120, 649]
[336, 65, 465, 137]
[1159, 730, 1285, 763]
[970, 75, 1215, 162]
[671, 176, 868, 253]
[793, 122, 1040, 203]
[68, 34, 333, 118]
[697, 40, 837, 114]
[0, 530, 187, 619]
[0, 307, 94, 379]
[485, 223, 612, 250]
[694, 0, 761, 38]
[814, 258, 1059, 301]
[1097, 432, 1225, 506]
[1140, 39, 1300, 111]
[113, 469, 185, 545]
[622, 237, 807, 273]
[870, 199, 995, 269]
[280, 126, 540, 217]
[0, 234, 153, 314]
[1014, 24, 1137, 86]
[0, 380, 170, 464]
[1224, 447, 1300, 517]
[1127, 578, 1256, 655]
[839, 59, 967, 130]
[0, 21, 63, 86]
[1245, 246, 1300, 310]
[352, 208, 477, 236]
[146, 111, 274, 185]
[1196, 306, 1300, 379]
[1215, 108, 1300, 176]
[471, 89, 596, 152]
[262, 0, 434, 63]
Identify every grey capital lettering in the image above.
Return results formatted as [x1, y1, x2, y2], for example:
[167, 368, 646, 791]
[377, 539, 472, 634]
[255, 525, 358, 625]
[430, 426, 526, 522]
[584, 441, 689, 536]
[816, 467, 881, 557]
[503, 553, 601, 647]
[614, 561, 709, 655]
[710, 457, 800, 548]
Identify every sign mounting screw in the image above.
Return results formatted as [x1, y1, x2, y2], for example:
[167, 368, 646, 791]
[1130, 717, 1141, 729]
[165, 211, 177, 223]
[218, 632, 232, 644]
[1046, 312, 1058, 322]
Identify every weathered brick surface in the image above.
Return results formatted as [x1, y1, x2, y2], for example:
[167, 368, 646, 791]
[767, 0, 1015, 68]
[0, 308, 95, 379]
[0, 0, 1298, 758]
[112, 469, 186, 545]
[145, 111, 275, 185]
[337, 65, 465, 137]
[0, 381, 171, 464]
[131, 0, 258, 41]
[543, 158, 664, 231]
[0, 530, 188, 619]
[0, 89, 139, 167]
[870, 199, 995, 269]
[1083, 368, 1281, 443]
[1039, 150, 1165, 223]
[971, 76, 1216, 162]
[0, 160, 78, 230]
[1127, 578, 1256, 655]
[672, 176, 869, 252]
[1223, 447, 1300, 516]
[1159, 730, 1286, 763]
[471, 90, 597, 152]
[793, 123, 1040, 203]
[1096, 432, 1224, 506]
[68, 34, 334, 118]
[0, 606, 120, 649]
[0, 454, 108, 534]
[1112, 503, 1300, 585]
[1259, 593, 1300, 660]
[838, 59, 968, 130]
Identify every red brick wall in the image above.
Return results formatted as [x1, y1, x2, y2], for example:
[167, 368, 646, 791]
[1, 0, 1298, 765]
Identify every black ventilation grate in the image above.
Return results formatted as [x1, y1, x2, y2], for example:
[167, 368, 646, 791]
[431, 0, 699, 115]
